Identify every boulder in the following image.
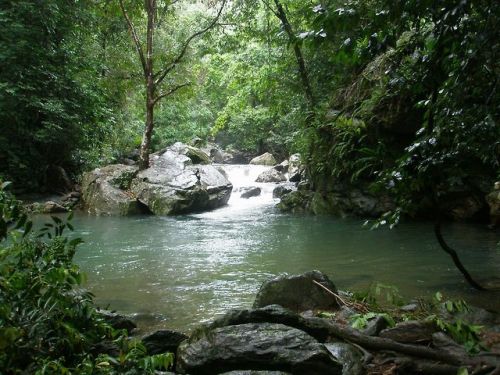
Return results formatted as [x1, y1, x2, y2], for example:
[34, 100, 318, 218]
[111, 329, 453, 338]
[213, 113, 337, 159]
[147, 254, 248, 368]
[98, 310, 136, 334]
[81, 143, 233, 216]
[142, 329, 188, 355]
[253, 271, 340, 312]
[241, 187, 262, 199]
[81, 164, 144, 216]
[169, 142, 211, 165]
[273, 160, 289, 173]
[379, 320, 438, 344]
[288, 154, 304, 182]
[176, 323, 342, 375]
[276, 191, 313, 214]
[256, 169, 287, 183]
[250, 152, 277, 166]
[273, 183, 297, 199]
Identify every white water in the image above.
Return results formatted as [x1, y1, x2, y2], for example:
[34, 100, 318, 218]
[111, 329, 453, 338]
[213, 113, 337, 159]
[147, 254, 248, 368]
[194, 164, 280, 219]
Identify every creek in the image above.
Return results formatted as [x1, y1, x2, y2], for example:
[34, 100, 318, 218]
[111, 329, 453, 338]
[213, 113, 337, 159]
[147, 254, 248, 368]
[71, 164, 500, 331]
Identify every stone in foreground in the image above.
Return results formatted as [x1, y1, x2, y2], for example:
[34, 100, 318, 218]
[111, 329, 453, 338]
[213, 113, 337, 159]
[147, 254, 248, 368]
[176, 323, 342, 375]
[253, 271, 340, 312]
[256, 169, 287, 183]
[142, 329, 188, 355]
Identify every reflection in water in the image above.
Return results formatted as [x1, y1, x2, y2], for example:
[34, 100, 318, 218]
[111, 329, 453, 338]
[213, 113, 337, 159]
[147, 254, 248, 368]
[72, 165, 500, 332]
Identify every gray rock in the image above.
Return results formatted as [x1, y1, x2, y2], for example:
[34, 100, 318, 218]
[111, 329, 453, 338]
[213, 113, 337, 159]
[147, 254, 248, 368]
[379, 320, 438, 344]
[81, 164, 144, 216]
[362, 315, 389, 336]
[82, 143, 232, 216]
[142, 329, 188, 355]
[273, 183, 297, 199]
[98, 310, 136, 334]
[256, 169, 287, 183]
[241, 187, 262, 199]
[253, 271, 340, 312]
[288, 154, 303, 182]
[276, 191, 312, 214]
[176, 323, 342, 375]
[169, 142, 211, 165]
[274, 160, 289, 173]
[325, 343, 364, 375]
[250, 152, 277, 166]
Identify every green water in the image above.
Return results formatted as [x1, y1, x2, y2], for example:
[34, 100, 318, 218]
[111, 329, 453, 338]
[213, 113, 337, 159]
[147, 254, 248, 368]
[71, 207, 500, 332]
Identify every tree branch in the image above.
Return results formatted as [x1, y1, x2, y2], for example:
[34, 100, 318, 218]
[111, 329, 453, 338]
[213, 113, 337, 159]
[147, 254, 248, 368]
[155, 0, 226, 86]
[119, 0, 147, 76]
[153, 82, 191, 105]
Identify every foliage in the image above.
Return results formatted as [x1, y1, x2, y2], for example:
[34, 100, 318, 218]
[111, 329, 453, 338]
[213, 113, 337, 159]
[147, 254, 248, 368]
[353, 282, 404, 308]
[0, 0, 116, 191]
[0, 182, 173, 374]
[349, 311, 395, 330]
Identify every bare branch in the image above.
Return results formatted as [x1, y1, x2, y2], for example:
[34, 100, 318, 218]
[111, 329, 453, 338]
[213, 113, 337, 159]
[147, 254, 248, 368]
[155, 0, 227, 86]
[153, 82, 191, 105]
[119, 0, 147, 76]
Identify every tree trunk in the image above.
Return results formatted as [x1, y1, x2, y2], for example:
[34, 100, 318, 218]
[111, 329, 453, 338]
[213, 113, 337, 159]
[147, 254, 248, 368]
[138, 0, 156, 170]
[272, 0, 315, 112]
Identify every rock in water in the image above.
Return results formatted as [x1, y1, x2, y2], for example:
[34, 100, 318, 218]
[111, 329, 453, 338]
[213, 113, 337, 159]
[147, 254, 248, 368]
[142, 329, 188, 355]
[255, 169, 287, 183]
[250, 152, 277, 166]
[176, 323, 342, 375]
[81, 164, 144, 216]
[81, 143, 233, 216]
[253, 271, 340, 312]
[240, 187, 262, 199]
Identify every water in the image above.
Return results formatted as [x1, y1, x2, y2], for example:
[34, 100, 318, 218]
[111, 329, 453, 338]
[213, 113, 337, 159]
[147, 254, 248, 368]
[70, 165, 500, 332]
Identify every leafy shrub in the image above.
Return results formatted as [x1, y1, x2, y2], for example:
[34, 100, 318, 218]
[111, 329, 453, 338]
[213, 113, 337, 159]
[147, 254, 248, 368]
[0, 182, 173, 374]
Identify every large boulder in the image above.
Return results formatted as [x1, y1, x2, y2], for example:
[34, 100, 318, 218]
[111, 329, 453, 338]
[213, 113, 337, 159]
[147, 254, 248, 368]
[253, 271, 340, 312]
[176, 323, 342, 375]
[250, 152, 277, 166]
[256, 169, 287, 183]
[142, 329, 188, 355]
[81, 164, 144, 216]
[81, 143, 233, 216]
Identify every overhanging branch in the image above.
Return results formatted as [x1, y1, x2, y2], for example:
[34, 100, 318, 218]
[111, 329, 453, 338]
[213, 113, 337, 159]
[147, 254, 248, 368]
[119, 0, 147, 76]
[155, 0, 227, 86]
[153, 82, 191, 105]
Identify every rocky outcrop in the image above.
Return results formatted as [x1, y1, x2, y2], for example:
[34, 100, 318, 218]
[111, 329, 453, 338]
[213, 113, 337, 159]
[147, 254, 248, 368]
[256, 169, 287, 183]
[81, 143, 233, 216]
[253, 271, 340, 312]
[250, 152, 277, 166]
[176, 322, 342, 375]
[379, 321, 438, 344]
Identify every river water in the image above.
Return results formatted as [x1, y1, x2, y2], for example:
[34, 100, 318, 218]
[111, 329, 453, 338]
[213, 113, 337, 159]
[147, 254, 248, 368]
[72, 164, 500, 332]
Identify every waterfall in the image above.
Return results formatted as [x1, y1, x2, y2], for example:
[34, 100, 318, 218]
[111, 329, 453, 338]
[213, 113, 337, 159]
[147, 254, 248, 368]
[194, 164, 280, 219]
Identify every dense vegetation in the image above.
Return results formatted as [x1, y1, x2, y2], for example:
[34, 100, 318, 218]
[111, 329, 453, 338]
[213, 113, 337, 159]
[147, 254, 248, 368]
[1, 0, 498, 221]
[0, 182, 173, 373]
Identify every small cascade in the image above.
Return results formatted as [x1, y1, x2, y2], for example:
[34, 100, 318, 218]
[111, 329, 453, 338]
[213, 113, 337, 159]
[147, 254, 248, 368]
[194, 164, 280, 219]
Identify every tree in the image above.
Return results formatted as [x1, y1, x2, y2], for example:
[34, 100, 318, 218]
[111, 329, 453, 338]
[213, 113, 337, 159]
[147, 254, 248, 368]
[119, 0, 226, 170]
